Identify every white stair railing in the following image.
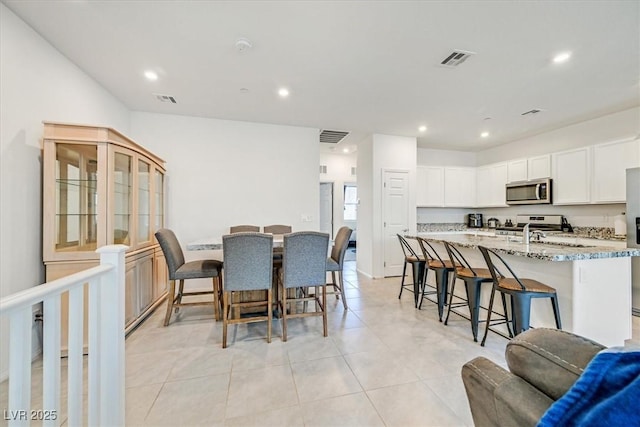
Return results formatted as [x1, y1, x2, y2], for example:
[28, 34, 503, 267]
[0, 245, 127, 427]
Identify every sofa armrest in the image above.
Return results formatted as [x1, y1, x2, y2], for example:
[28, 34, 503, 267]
[462, 357, 553, 427]
[506, 328, 605, 401]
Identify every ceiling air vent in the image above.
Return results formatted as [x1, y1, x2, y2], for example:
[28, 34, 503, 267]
[521, 109, 544, 116]
[439, 50, 475, 67]
[153, 93, 177, 104]
[320, 129, 349, 144]
[319, 165, 327, 174]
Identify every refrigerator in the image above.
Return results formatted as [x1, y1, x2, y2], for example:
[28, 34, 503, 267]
[627, 167, 640, 316]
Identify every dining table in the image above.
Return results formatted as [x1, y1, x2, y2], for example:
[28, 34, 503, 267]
[186, 234, 285, 251]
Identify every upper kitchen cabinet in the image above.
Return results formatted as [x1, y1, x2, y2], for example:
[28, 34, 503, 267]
[444, 167, 476, 207]
[476, 162, 508, 207]
[507, 159, 528, 182]
[42, 122, 168, 333]
[527, 154, 551, 180]
[507, 155, 551, 182]
[552, 147, 591, 204]
[416, 166, 445, 206]
[591, 138, 640, 203]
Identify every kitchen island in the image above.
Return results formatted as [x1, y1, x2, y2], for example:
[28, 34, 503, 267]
[417, 232, 640, 347]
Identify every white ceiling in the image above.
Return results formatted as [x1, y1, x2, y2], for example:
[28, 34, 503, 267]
[4, 1, 639, 152]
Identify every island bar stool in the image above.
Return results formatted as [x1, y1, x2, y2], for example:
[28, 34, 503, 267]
[326, 226, 353, 310]
[155, 229, 223, 326]
[397, 234, 426, 307]
[442, 241, 498, 342]
[478, 245, 562, 347]
[416, 237, 458, 321]
[221, 232, 274, 348]
[279, 231, 331, 341]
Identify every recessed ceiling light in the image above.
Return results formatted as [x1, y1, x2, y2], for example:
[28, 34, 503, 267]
[418, 125, 427, 132]
[480, 132, 490, 138]
[144, 70, 158, 81]
[278, 88, 290, 97]
[553, 52, 572, 64]
[343, 148, 349, 153]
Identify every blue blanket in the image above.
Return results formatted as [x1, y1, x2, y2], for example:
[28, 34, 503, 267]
[538, 347, 640, 427]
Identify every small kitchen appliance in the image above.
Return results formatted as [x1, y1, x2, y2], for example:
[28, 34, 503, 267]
[467, 213, 483, 228]
[487, 217, 500, 228]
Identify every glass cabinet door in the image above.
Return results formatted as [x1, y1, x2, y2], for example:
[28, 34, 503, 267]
[154, 170, 164, 231]
[113, 152, 132, 245]
[137, 160, 151, 243]
[55, 144, 98, 252]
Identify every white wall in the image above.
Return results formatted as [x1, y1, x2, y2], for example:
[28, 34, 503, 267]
[417, 148, 476, 167]
[476, 107, 640, 165]
[356, 136, 374, 276]
[130, 112, 320, 251]
[357, 134, 417, 278]
[319, 151, 357, 237]
[0, 4, 130, 378]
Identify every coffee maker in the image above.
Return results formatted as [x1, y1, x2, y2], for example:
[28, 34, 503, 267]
[467, 213, 483, 228]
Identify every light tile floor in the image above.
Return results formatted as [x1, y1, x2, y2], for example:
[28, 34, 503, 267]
[122, 262, 510, 427]
[2, 262, 639, 426]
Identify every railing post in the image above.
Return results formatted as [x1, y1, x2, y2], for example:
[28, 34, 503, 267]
[96, 245, 127, 426]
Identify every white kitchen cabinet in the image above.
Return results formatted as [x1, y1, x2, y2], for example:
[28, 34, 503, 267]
[527, 154, 551, 180]
[592, 138, 640, 203]
[507, 159, 528, 183]
[476, 162, 508, 207]
[417, 166, 445, 206]
[552, 147, 591, 204]
[444, 167, 476, 207]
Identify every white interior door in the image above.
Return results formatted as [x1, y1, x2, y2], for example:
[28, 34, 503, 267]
[319, 182, 333, 237]
[383, 170, 410, 276]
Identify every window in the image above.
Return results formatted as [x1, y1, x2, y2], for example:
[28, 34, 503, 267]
[344, 184, 357, 221]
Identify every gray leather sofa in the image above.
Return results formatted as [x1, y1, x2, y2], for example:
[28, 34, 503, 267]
[461, 328, 605, 427]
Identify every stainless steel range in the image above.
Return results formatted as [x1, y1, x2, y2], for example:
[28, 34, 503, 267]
[495, 214, 564, 236]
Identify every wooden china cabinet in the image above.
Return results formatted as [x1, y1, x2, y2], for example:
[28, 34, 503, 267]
[42, 122, 168, 348]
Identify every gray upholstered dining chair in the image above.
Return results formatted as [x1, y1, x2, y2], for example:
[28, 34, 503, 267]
[279, 231, 330, 341]
[155, 228, 223, 326]
[326, 226, 353, 310]
[221, 232, 274, 348]
[263, 224, 292, 234]
[229, 225, 260, 233]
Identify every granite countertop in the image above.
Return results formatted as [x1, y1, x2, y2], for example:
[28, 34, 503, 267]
[416, 232, 640, 262]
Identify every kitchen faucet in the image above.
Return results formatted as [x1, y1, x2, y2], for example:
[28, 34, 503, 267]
[523, 223, 545, 245]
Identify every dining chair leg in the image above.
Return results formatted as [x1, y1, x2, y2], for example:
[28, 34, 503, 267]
[164, 279, 176, 326]
[222, 291, 229, 348]
[500, 293, 513, 338]
[267, 288, 272, 344]
[281, 281, 288, 342]
[211, 278, 220, 321]
[175, 279, 185, 313]
[551, 295, 562, 329]
[322, 285, 328, 337]
[467, 281, 484, 342]
[337, 271, 348, 310]
[511, 294, 533, 336]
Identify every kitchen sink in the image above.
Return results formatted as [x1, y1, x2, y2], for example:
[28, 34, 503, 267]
[535, 241, 595, 248]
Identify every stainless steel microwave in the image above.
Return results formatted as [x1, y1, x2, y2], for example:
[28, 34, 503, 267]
[506, 178, 552, 205]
